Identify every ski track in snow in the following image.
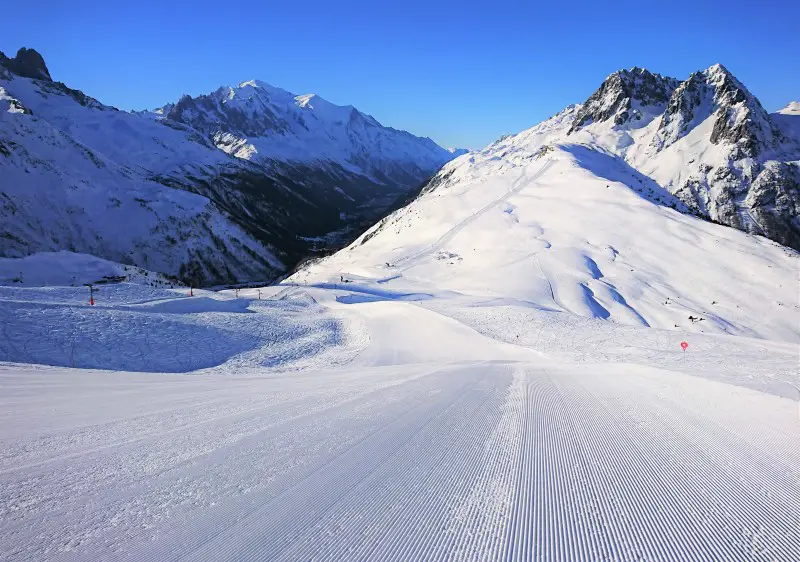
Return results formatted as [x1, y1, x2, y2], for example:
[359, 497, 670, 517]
[1, 282, 799, 561]
[393, 159, 555, 272]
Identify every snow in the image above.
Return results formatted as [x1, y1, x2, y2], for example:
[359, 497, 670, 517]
[0, 73, 283, 282]
[2, 65, 456, 286]
[0, 251, 176, 287]
[778, 101, 800, 115]
[4, 76, 231, 176]
[159, 79, 454, 179]
[773, 102, 800, 147]
[296, 145, 799, 343]
[0, 275, 798, 560]
[0, 87, 28, 114]
[0, 279, 365, 374]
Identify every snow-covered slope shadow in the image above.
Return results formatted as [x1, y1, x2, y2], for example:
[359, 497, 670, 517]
[0, 285, 365, 373]
[559, 143, 688, 211]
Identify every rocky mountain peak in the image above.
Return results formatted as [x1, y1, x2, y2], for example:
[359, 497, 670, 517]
[704, 63, 755, 111]
[777, 101, 800, 115]
[163, 86, 291, 140]
[152, 79, 453, 180]
[0, 48, 52, 81]
[655, 64, 779, 157]
[568, 67, 679, 134]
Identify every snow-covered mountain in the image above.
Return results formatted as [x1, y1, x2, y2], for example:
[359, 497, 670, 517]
[149, 80, 453, 186]
[447, 147, 470, 158]
[565, 65, 799, 250]
[292, 65, 799, 342]
[0, 48, 456, 285]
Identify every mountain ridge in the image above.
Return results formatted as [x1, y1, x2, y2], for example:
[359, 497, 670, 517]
[149, 78, 453, 186]
[0, 47, 457, 285]
[288, 62, 798, 341]
[560, 63, 799, 249]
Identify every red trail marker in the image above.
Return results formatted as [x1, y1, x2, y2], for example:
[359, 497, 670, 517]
[680, 341, 688, 350]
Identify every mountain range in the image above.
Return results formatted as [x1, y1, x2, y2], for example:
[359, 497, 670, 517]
[0, 48, 459, 285]
[1, 49, 798, 290]
[566, 64, 799, 249]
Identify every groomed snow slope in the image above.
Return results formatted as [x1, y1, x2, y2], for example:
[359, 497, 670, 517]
[1, 279, 798, 561]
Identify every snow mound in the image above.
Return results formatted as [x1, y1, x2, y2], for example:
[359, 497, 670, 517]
[777, 101, 800, 115]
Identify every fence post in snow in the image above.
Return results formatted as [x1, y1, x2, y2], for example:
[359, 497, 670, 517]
[84, 283, 95, 305]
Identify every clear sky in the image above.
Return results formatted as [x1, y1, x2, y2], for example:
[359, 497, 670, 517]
[3, 0, 797, 149]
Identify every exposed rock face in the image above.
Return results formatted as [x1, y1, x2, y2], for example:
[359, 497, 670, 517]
[0, 48, 52, 81]
[165, 90, 291, 139]
[567, 64, 799, 251]
[747, 162, 800, 250]
[568, 68, 679, 133]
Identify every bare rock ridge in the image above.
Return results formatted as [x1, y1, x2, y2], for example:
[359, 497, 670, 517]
[568, 68, 680, 133]
[0, 48, 52, 81]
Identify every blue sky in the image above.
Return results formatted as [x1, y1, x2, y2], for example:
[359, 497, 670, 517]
[3, 0, 797, 149]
